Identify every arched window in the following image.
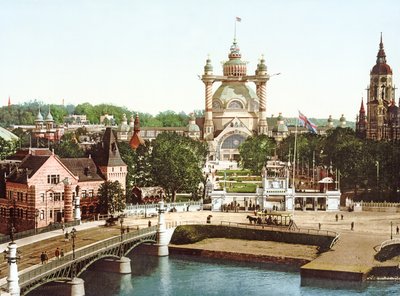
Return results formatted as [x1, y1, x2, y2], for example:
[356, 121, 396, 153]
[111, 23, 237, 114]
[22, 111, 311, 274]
[221, 134, 247, 149]
[213, 101, 221, 109]
[228, 100, 243, 109]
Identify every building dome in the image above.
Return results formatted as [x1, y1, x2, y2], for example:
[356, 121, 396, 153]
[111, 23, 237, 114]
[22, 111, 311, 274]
[223, 40, 247, 77]
[204, 56, 213, 74]
[371, 63, 392, 75]
[188, 113, 200, 132]
[327, 115, 334, 128]
[45, 107, 53, 122]
[339, 114, 346, 128]
[272, 113, 288, 133]
[118, 113, 130, 132]
[35, 109, 44, 122]
[212, 82, 258, 111]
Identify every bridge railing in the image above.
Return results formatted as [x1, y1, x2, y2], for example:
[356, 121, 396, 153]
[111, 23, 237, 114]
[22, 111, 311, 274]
[379, 238, 400, 251]
[17, 226, 158, 288]
[166, 220, 337, 238]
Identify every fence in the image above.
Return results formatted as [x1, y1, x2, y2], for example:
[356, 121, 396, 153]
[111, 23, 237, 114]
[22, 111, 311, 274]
[361, 201, 400, 208]
[0, 220, 79, 245]
[124, 201, 203, 216]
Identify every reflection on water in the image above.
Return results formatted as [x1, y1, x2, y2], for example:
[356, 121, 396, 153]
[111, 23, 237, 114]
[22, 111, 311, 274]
[29, 251, 400, 296]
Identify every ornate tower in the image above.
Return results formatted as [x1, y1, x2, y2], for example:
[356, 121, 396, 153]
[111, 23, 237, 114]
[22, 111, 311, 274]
[202, 56, 215, 140]
[356, 98, 367, 138]
[201, 39, 272, 161]
[255, 55, 269, 135]
[367, 34, 395, 140]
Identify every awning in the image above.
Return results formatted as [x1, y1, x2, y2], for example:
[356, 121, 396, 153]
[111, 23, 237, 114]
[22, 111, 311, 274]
[266, 196, 285, 202]
[318, 177, 334, 183]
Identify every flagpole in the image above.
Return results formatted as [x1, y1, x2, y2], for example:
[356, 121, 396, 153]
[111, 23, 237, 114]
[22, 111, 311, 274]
[292, 118, 298, 214]
[234, 19, 237, 41]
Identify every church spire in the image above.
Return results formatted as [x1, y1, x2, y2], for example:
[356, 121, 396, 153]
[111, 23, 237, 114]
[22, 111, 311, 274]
[377, 32, 387, 64]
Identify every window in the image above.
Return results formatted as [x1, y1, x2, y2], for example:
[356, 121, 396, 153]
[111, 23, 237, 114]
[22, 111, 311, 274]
[81, 190, 87, 198]
[50, 210, 53, 218]
[40, 210, 44, 220]
[40, 193, 45, 203]
[62, 192, 65, 201]
[49, 193, 53, 201]
[54, 192, 61, 201]
[88, 190, 94, 198]
[228, 100, 244, 109]
[47, 174, 60, 184]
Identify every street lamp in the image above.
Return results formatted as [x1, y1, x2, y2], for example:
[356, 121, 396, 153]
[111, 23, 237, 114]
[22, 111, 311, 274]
[119, 217, 125, 257]
[391, 221, 393, 240]
[35, 209, 39, 235]
[70, 227, 77, 260]
[120, 217, 124, 241]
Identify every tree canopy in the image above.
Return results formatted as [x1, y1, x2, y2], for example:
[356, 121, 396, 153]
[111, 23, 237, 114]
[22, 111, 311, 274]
[97, 181, 126, 214]
[150, 132, 207, 201]
[238, 134, 276, 175]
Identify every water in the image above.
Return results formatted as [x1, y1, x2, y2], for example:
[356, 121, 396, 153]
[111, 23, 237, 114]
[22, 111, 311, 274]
[80, 253, 400, 296]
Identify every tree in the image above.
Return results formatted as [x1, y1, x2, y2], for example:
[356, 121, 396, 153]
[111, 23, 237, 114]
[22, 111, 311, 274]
[151, 132, 207, 201]
[97, 181, 126, 214]
[238, 135, 276, 174]
[52, 135, 85, 158]
[118, 140, 154, 203]
[0, 138, 19, 160]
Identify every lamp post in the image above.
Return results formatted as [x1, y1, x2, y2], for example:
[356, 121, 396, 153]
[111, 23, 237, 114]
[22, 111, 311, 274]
[119, 217, 124, 257]
[391, 221, 393, 240]
[35, 209, 39, 235]
[71, 227, 77, 260]
[120, 217, 124, 242]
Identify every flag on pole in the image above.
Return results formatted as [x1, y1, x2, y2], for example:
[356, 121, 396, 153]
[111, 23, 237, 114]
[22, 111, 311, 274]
[236, 16, 241, 22]
[298, 111, 318, 134]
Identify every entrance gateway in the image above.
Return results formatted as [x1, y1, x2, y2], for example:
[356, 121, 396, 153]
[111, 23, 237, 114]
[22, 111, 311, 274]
[209, 159, 341, 212]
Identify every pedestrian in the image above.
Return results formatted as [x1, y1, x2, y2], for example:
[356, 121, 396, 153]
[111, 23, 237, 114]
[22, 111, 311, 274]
[55, 247, 60, 259]
[351, 221, 354, 231]
[397, 226, 399, 235]
[44, 251, 48, 263]
[341, 214, 344, 220]
[335, 214, 338, 222]
[318, 223, 321, 230]
[64, 230, 69, 242]
[148, 220, 151, 227]
[40, 252, 46, 264]
[60, 248, 65, 257]
[61, 223, 65, 234]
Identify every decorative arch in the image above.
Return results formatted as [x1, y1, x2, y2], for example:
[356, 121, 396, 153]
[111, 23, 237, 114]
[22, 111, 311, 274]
[221, 134, 247, 149]
[227, 100, 244, 109]
[212, 100, 222, 110]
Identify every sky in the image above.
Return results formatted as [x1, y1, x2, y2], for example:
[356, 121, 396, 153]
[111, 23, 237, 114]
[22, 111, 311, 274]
[1, 0, 400, 122]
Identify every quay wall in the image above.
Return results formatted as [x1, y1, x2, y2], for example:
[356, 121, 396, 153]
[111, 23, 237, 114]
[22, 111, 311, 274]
[170, 225, 335, 251]
[169, 246, 309, 268]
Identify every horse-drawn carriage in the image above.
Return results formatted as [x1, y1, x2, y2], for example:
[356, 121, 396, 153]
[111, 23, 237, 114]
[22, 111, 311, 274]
[105, 214, 123, 226]
[247, 212, 293, 227]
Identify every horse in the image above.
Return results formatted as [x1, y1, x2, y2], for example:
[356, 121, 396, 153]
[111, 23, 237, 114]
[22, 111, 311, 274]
[246, 215, 258, 224]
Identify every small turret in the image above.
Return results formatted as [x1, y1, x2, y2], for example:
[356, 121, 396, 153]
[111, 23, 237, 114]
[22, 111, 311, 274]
[204, 55, 213, 75]
[256, 55, 267, 76]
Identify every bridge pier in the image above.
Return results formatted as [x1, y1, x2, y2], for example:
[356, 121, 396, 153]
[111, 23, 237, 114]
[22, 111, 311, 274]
[156, 200, 169, 256]
[66, 278, 85, 296]
[95, 257, 132, 274]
